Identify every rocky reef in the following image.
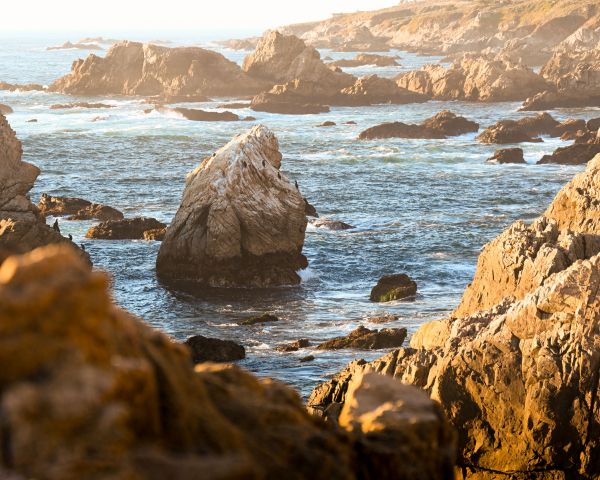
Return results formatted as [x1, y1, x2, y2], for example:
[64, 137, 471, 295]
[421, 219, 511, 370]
[156, 125, 308, 288]
[309, 154, 600, 479]
[49, 41, 268, 98]
[0, 244, 456, 479]
[0, 114, 86, 264]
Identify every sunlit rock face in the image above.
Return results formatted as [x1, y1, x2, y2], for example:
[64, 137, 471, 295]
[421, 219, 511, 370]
[0, 113, 86, 264]
[0, 245, 456, 480]
[309, 154, 600, 479]
[157, 125, 308, 288]
[49, 40, 269, 98]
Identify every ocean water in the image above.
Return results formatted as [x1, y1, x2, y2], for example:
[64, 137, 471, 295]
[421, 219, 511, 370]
[1, 33, 597, 396]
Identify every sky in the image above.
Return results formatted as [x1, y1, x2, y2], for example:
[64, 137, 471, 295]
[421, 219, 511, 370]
[0, 0, 399, 34]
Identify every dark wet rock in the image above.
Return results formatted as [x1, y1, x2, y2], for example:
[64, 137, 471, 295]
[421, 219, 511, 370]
[370, 274, 417, 302]
[478, 113, 562, 144]
[368, 314, 400, 324]
[26, 119, 37, 123]
[587, 117, 600, 132]
[86, 217, 166, 240]
[157, 107, 247, 122]
[143, 227, 167, 241]
[420, 110, 479, 136]
[38, 194, 124, 221]
[239, 313, 279, 326]
[0, 104, 13, 115]
[50, 102, 114, 110]
[184, 335, 245, 363]
[276, 339, 310, 352]
[318, 121, 336, 127]
[311, 218, 354, 230]
[300, 355, 315, 362]
[317, 326, 407, 350]
[486, 148, 526, 164]
[555, 118, 587, 137]
[344, 121, 357, 125]
[304, 198, 319, 218]
[251, 90, 330, 115]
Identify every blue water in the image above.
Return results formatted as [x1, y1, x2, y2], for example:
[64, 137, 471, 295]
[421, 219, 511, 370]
[1, 34, 597, 396]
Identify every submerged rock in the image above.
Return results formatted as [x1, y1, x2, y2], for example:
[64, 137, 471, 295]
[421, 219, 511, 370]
[317, 326, 407, 350]
[276, 339, 310, 352]
[86, 217, 166, 240]
[50, 102, 114, 109]
[0, 244, 456, 479]
[158, 107, 251, 122]
[183, 335, 245, 363]
[38, 193, 124, 221]
[311, 218, 354, 230]
[370, 274, 417, 302]
[156, 125, 308, 288]
[485, 148, 525, 164]
[239, 313, 279, 326]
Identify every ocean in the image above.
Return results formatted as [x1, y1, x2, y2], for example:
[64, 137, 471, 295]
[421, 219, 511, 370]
[1, 32, 595, 396]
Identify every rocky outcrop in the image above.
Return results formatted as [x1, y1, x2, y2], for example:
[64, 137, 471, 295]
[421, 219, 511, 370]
[538, 143, 600, 165]
[183, 335, 245, 363]
[317, 326, 407, 350]
[370, 274, 417, 302]
[311, 218, 354, 230]
[50, 102, 114, 109]
[156, 107, 253, 122]
[38, 193, 124, 221]
[485, 148, 526, 164]
[156, 125, 308, 288]
[0, 104, 13, 115]
[0, 114, 87, 264]
[46, 41, 103, 51]
[477, 113, 562, 144]
[0, 244, 456, 480]
[86, 217, 166, 240]
[276, 339, 310, 352]
[396, 56, 549, 102]
[309, 154, 600, 479]
[0, 81, 45, 92]
[330, 54, 399, 68]
[359, 111, 478, 140]
[49, 41, 268, 98]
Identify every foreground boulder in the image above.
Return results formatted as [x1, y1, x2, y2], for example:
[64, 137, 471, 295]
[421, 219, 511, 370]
[359, 111, 478, 140]
[49, 41, 268, 98]
[370, 274, 417, 302]
[86, 217, 166, 240]
[157, 125, 308, 288]
[0, 114, 87, 264]
[183, 335, 245, 363]
[317, 326, 407, 350]
[0, 244, 455, 479]
[309, 154, 600, 479]
[38, 193, 124, 221]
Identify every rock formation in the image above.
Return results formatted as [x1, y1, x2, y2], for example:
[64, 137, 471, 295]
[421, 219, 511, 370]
[309, 153, 600, 479]
[538, 122, 600, 165]
[359, 111, 478, 140]
[0, 81, 45, 92]
[0, 104, 13, 115]
[0, 244, 456, 480]
[154, 107, 254, 122]
[50, 102, 114, 109]
[0, 114, 87, 264]
[183, 335, 246, 363]
[49, 41, 268, 98]
[46, 40, 103, 51]
[485, 148, 526, 164]
[477, 113, 561, 144]
[38, 193, 123, 221]
[317, 326, 407, 350]
[156, 125, 308, 288]
[396, 56, 549, 102]
[330, 54, 399, 68]
[86, 217, 166, 240]
[370, 274, 417, 302]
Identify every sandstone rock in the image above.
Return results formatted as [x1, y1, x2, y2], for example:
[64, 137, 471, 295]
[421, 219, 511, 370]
[38, 193, 124, 221]
[370, 274, 417, 302]
[0, 104, 13, 115]
[337, 75, 428, 106]
[330, 54, 399, 68]
[276, 339, 310, 352]
[485, 148, 525, 164]
[183, 335, 245, 363]
[555, 118, 587, 137]
[359, 111, 477, 140]
[317, 326, 407, 350]
[0, 244, 456, 480]
[0, 81, 45, 92]
[50, 41, 268, 98]
[477, 121, 543, 144]
[86, 217, 166, 240]
[304, 198, 318, 217]
[50, 102, 114, 109]
[239, 313, 279, 326]
[0, 114, 87, 264]
[538, 143, 600, 165]
[156, 125, 308, 288]
[396, 56, 549, 102]
[311, 218, 354, 230]
[143, 227, 167, 241]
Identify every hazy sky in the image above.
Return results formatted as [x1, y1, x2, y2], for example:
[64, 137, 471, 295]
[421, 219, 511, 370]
[1, 0, 399, 33]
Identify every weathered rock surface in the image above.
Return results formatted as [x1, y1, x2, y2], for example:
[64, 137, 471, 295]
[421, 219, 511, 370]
[239, 313, 279, 326]
[317, 326, 407, 350]
[38, 193, 124, 221]
[330, 54, 399, 68]
[396, 56, 549, 102]
[143, 227, 167, 241]
[311, 218, 354, 230]
[157, 125, 308, 288]
[50, 41, 268, 98]
[360, 110, 478, 140]
[485, 148, 526, 164]
[0, 104, 13, 115]
[183, 335, 245, 363]
[0, 244, 456, 480]
[477, 113, 561, 144]
[309, 156, 600, 479]
[370, 274, 417, 302]
[0, 114, 87, 264]
[538, 142, 600, 165]
[86, 217, 166, 240]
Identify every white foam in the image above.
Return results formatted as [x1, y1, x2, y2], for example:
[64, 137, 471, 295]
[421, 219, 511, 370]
[298, 267, 319, 283]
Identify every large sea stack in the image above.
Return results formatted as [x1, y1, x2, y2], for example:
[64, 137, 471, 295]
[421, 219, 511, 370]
[308, 154, 600, 479]
[157, 125, 308, 288]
